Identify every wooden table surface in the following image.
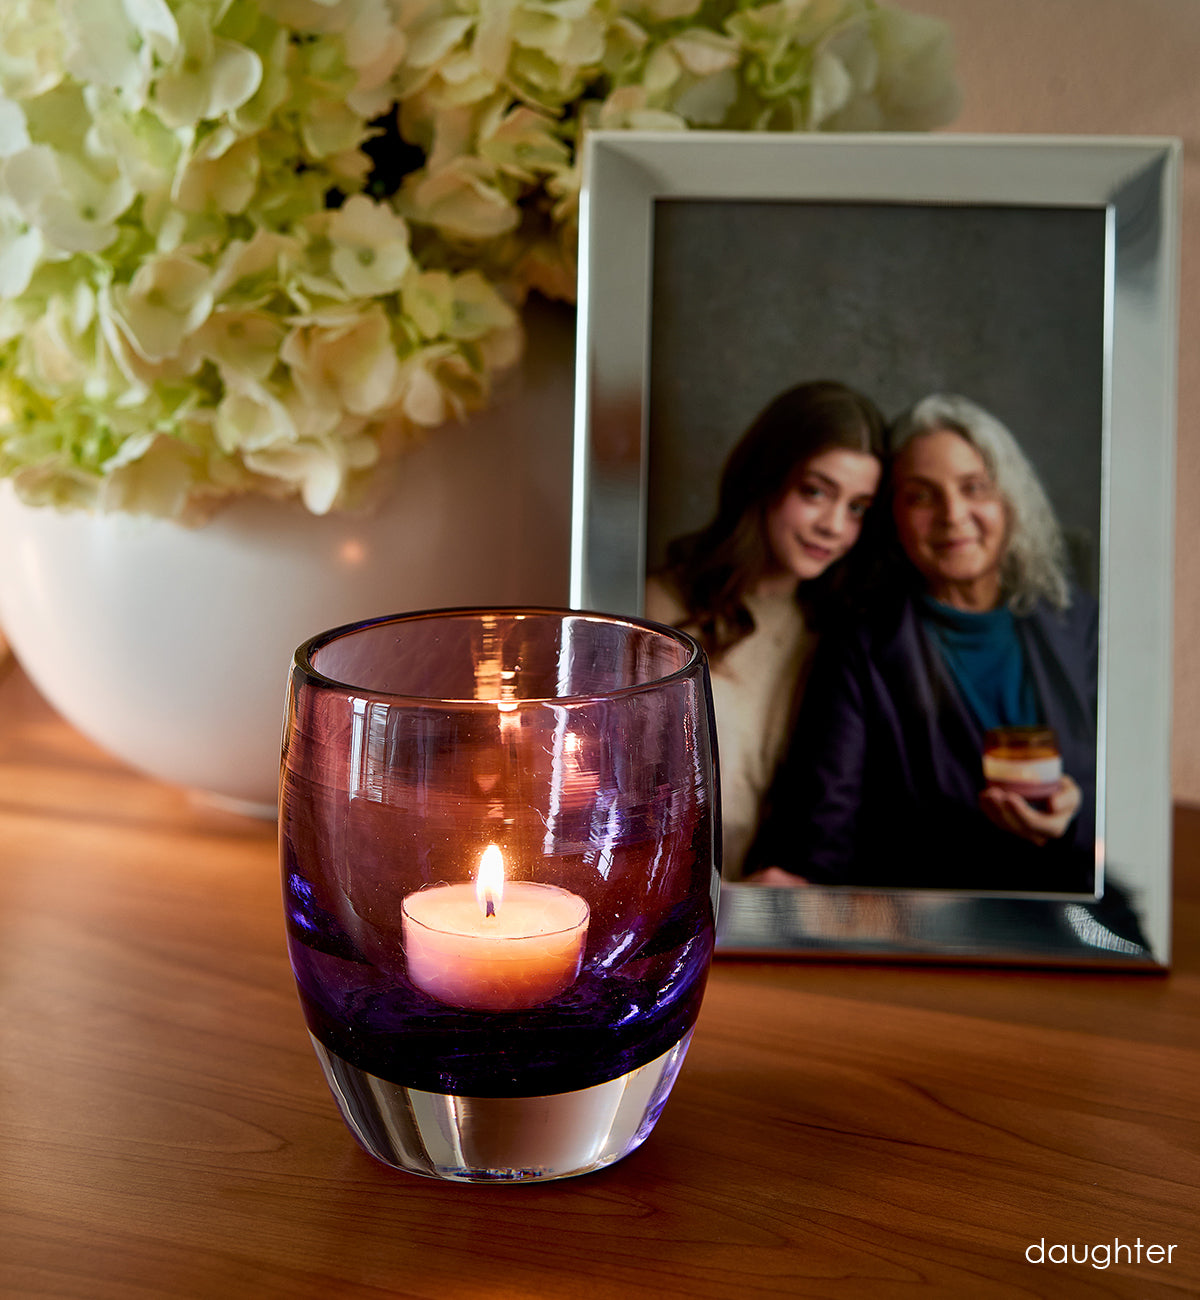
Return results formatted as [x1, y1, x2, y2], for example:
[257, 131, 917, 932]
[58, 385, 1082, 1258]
[1, 658, 1198, 1300]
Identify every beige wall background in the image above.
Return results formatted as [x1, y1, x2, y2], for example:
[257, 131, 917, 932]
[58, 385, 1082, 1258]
[906, 0, 1199, 805]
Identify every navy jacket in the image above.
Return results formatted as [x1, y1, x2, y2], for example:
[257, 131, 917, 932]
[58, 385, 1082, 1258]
[749, 588, 1099, 894]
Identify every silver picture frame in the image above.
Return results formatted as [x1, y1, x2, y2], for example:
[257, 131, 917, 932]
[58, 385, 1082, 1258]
[570, 132, 1178, 966]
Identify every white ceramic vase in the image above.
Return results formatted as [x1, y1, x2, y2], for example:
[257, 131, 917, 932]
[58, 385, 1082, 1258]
[0, 303, 575, 814]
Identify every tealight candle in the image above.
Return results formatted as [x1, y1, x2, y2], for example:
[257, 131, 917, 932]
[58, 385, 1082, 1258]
[401, 845, 589, 1011]
[983, 725, 1063, 801]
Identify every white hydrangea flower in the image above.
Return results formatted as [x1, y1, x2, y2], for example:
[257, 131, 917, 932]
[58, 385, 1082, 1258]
[60, 0, 178, 106]
[83, 85, 182, 202]
[477, 104, 571, 183]
[10, 460, 115, 514]
[0, 0, 67, 100]
[669, 28, 741, 78]
[210, 228, 302, 304]
[822, 5, 962, 131]
[394, 343, 488, 427]
[510, 0, 608, 77]
[281, 306, 403, 419]
[194, 309, 286, 380]
[214, 376, 298, 454]
[173, 127, 261, 214]
[243, 425, 379, 514]
[0, 0, 958, 518]
[3, 144, 135, 254]
[152, 5, 261, 128]
[98, 433, 196, 517]
[95, 284, 158, 394]
[25, 286, 99, 390]
[301, 99, 367, 159]
[402, 268, 518, 344]
[0, 193, 43, 299]
[591, 87, 685, 132]
[228, 23, 293, 135]
[110, 252, 214, 361]
[327, 194, 412, 297]
[341, 0, 409, 102]
[398, 157, 519, 240]
[0, 98, 31, 156]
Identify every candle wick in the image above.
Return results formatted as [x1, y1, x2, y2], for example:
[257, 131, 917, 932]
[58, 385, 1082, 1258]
[485, 897, 496, 919]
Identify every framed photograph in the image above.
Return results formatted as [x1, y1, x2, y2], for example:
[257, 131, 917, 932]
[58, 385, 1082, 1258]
[570, 132, 1178, 967]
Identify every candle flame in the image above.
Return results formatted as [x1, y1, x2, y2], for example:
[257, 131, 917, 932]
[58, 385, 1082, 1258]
[476, 844, 505, 919]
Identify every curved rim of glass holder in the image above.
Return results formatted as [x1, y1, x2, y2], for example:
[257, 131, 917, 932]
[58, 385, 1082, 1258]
[311, 1030, 694, 1183]
[292, 605, 704, 708]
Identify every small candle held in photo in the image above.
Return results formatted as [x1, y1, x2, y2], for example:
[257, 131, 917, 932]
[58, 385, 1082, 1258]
[400, 845, 590, 1012]
[983, 725, 1063, 802]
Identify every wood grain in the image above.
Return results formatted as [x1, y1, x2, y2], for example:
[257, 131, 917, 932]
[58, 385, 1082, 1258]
[1, 665, 1197, 1299]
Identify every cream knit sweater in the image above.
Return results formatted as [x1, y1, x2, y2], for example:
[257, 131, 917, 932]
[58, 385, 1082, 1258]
[645, 577, 814, 880]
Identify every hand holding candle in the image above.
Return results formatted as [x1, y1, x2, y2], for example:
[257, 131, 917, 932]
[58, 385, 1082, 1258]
[402, 845, 590, 1011]
[981, 726, 1081, 846]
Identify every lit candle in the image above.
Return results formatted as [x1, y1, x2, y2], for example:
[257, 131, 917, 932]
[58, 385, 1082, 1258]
[401, 845, 589, 1011]
[983, 725, 1063, 800]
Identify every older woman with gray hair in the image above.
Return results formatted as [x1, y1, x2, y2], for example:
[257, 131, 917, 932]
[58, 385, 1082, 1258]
[748, 394, 1098, 893]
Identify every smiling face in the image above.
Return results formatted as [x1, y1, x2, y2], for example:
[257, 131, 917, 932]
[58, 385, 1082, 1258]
[762, 448, 881, 588]
[891, 428, 1010, 610]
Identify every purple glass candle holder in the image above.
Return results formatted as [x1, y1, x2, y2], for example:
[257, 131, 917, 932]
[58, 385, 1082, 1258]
[280, 608, 719, 1182]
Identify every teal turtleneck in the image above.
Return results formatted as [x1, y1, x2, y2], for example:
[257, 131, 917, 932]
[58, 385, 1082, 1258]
[917, 593, 1040, 732]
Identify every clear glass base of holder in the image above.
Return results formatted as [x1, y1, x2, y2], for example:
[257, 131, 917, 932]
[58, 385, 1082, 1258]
[310, 1030, 694, 1182]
